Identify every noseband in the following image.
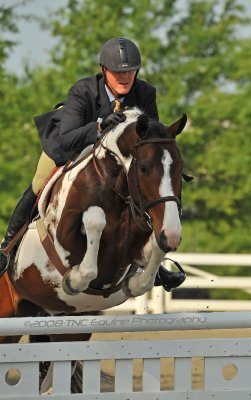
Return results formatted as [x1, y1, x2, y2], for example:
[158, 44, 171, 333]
[93, 136, 182, 232]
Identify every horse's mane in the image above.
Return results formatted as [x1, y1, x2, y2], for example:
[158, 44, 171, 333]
[104, 107, 143, 137]
[122, 107, 142, 121]
[102, 107, 143, 144]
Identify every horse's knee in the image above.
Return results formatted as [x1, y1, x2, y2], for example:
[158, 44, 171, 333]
[82, 206, 106, 233]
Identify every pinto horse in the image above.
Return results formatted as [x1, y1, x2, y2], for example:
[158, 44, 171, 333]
[1, 108, 187, 392]
[4, 108, 187, 320]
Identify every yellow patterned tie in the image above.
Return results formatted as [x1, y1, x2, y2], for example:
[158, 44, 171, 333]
[113, 98, 121, 112]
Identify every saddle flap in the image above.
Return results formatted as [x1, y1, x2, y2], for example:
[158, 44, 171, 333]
[38, 167, 64, 218]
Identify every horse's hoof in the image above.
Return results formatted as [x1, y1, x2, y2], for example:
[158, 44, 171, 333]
[62, 270, 81, 296]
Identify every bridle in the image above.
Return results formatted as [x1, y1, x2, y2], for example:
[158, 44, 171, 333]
[93, 135, 182, 232]
[133, 138, 182, 229]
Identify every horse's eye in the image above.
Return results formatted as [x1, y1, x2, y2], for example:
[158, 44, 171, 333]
[140, 164, 151, 175]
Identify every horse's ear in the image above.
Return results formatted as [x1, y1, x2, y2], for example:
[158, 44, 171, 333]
[136, 114, 149, 138]
[167, 114, 187, 137]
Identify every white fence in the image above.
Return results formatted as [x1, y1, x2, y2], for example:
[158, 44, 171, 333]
[1, 313, 251, 399]
[1, 253, 251, 398]
[106, 253, 251, 314]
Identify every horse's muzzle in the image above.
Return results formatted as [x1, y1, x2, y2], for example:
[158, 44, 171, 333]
[158, 229, 181, 252]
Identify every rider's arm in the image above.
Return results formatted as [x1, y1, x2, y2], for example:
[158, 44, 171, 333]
[135, 80, 159, 122]
[58, 84, 98, 152]
[143, 87, 159, 122]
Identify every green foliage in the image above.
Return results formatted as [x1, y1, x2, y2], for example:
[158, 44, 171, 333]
[0, 0, 250, 260]
[0, 4, 18, 76]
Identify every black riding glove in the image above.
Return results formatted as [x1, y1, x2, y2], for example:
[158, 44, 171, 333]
[100, 112, 126, 131]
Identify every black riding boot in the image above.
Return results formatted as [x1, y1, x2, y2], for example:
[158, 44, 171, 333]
[0, 184, 37, 278]
[154, 264, 186, 292]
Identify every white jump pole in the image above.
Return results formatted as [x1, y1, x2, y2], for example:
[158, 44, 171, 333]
[1, 311, 251, 336]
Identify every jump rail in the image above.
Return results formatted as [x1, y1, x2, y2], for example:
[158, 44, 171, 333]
[1, 312, 251, 399]
[1, 311, 251, 335]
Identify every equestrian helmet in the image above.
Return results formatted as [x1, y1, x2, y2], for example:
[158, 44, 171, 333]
[99, 37, 141, 72]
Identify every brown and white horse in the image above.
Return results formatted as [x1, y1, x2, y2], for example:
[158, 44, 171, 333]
[5, 108, 187, 319]
[1, 108, 188, 392]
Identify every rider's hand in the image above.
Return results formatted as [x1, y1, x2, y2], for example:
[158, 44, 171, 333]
[100, 112, 126, 131]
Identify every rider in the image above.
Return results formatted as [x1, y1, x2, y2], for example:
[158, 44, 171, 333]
[0, 37, 185, 289]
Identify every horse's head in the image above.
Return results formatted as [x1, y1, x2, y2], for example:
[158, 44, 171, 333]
[127, 112, 187, 253]
[97, 108, 187, 252]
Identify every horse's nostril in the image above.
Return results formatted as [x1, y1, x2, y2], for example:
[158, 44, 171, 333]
[158, 231, 171, 253]
[159, 229, 182, 252]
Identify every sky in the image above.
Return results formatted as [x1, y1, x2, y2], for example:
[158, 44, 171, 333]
[2, 0, 251, 76]
[3, 0, 68, 74]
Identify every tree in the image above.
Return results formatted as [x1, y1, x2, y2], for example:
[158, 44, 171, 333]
[0, 0, 250, 254]
[162, 0, 251, 253]
[45, 0, 251, 253]
[0, 3, 25, 231]
[0, 4, 18, 77]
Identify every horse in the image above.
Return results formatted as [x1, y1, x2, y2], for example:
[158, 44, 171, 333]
[1, 107, 188, 391]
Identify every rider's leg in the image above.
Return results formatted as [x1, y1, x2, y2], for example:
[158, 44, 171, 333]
[0, 152, 56, 277]
[31, 152, 56, 197]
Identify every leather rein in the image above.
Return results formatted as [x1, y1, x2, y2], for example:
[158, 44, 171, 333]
[93, 136, 182, 232]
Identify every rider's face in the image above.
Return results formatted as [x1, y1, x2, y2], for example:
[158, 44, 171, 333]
[105, 68, 137, 96]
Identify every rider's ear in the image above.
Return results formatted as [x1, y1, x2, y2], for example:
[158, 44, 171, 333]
[136, 114, 149, 138]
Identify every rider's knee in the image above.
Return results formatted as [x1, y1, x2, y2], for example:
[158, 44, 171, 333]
[32, 152, 56, 195]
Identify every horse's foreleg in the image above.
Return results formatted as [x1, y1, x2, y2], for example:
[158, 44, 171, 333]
[79, 206, 106, 283]
[125, 234, 164, 297]
[62, 206, 106, 295]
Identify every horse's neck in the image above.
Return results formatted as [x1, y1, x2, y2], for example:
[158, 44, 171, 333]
[105, 124, 137, 170]
[114, 167, 129, 195]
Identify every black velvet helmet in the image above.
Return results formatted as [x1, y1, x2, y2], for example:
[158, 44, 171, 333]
[99, 37, 141, 72]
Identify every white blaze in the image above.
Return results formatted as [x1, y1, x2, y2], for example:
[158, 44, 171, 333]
[159, 150, 182, 249]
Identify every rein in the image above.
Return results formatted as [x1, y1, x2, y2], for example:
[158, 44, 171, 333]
[93, 135, 182, 231]
[92, 140, 149, 232]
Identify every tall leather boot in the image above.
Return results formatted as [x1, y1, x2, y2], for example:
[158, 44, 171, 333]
[0, 184, 37, 278]
[154, 263, 186, 292]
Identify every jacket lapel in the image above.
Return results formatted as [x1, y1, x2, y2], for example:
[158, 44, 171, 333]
[97, 77, 113, 118]
[123, 88, 137, 109]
